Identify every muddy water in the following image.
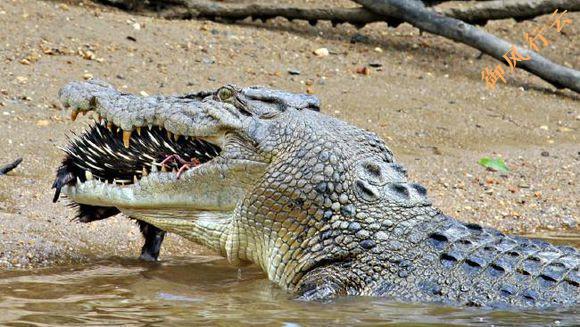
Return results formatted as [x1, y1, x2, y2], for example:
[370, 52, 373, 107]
[0, 236, 577, 326]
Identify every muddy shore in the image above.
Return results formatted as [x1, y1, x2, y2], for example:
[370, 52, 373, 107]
[0, 0, 578, 269]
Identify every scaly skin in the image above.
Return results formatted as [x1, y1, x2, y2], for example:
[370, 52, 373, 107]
[56, 80, 579, 308]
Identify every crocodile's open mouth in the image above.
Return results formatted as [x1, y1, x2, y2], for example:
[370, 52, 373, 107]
[53, 118, 226, 221]
[61, 122, 220, 187]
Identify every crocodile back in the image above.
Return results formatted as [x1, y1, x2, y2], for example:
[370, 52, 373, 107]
[422, 215, 579, 307]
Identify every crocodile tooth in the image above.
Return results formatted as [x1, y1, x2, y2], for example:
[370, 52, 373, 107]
[142, 167, 148, 176]
[133, 175, 139, 184]
[71, 110, 80, 121]
[107, 122, 113, 131]
[172, 167, 178, 173]
[161, 165, 168, 172]
[174, 133, 181, 142]
[148, 124, 153, 130]
[85, 171, 93, 180]
[151, 162, 158, 173]
[76, 177, 82, 184]
[123, 130, 132, 148]
[167, 130, 173, 140]
[136, 126, 142, 136]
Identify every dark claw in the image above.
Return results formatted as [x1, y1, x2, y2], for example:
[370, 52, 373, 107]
[52, 156, 81, 202]
[138, 252, 158, 262]
[138, 221, 166, 261]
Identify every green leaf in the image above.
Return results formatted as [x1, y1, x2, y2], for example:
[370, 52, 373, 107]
[478, 157, 509, 173]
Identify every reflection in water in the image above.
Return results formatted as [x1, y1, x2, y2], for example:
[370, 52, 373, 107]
[0, 235, 578, 326]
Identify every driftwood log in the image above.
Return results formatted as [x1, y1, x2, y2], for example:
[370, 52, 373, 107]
[101, 0, 389, 27]
[0, 158, 23, 176]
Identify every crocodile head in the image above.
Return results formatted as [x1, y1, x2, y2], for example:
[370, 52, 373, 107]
[54, 81, 319, 212]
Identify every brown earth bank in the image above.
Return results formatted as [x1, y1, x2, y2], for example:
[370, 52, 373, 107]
[0, 0, 578, 269]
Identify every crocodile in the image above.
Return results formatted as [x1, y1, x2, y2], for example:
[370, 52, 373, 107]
[53, 80, 579, 308]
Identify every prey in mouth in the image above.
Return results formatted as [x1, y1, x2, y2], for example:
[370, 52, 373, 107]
[53, 121, 221, 261]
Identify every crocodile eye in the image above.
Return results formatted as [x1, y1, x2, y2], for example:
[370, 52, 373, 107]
[217, 87, 234, 101]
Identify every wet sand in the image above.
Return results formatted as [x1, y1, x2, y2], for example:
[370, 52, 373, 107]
[0, 0, 578, 269]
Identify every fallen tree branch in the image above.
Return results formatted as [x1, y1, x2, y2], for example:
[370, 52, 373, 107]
[168, 1, 386, 27]
[99, 0, 388, 27]
[0, 158, 23, 176]
[95, 0, 580, 27]
[354, 0, 580, 92]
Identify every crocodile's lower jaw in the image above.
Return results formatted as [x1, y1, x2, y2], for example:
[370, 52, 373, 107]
[121, 208, 233, 244]
[61, 159, 251, 210]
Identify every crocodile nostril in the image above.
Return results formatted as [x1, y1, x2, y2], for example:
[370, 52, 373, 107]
[411, 183, 427, 196]
[354, 179, 381, 202]
[388, 184, 410, 199]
